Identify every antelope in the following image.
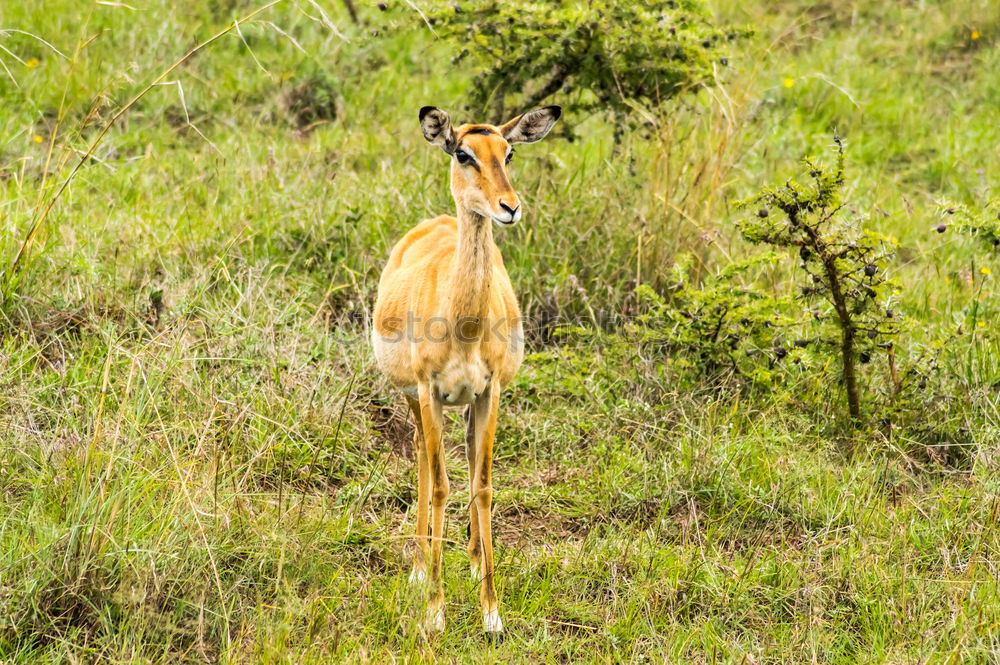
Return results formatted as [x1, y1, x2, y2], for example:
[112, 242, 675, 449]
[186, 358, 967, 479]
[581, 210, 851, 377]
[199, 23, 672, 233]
[371, 105, 561, 634]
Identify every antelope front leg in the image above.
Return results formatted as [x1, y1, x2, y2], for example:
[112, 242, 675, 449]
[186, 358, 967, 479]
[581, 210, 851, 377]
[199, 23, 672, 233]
[472, 386, 502, 634]
[464, 405, 482, 580]
[405, 396, 429, 585]
[418, 383, 448, 631]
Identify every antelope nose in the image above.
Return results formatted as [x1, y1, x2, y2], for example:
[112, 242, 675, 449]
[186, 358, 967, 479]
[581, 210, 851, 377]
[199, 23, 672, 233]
[499, 201, 518, 216]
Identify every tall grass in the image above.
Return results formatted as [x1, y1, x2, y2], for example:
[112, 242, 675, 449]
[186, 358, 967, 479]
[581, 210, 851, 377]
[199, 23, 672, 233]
[0, 0, 997, 662]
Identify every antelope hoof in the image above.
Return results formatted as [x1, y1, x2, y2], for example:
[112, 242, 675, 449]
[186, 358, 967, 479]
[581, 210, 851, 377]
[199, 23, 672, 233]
[425, 603, 446, 632]
[483, 609, 503, 635]
[408, 567, 427, 586]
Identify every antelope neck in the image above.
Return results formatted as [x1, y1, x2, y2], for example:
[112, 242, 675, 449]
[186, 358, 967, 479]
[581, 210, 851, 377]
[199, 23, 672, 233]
[447, 207, 494, 329]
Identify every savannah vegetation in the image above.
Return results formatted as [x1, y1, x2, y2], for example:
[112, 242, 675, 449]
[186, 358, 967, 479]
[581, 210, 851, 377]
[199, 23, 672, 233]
[0, 0, 998, 662]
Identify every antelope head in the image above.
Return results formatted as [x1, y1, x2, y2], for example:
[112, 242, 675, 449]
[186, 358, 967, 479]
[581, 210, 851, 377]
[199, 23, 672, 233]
[419, 105, 561, 226]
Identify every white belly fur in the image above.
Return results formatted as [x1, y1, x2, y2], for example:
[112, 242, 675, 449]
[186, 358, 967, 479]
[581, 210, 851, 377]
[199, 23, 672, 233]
[372, 328, 507, 406]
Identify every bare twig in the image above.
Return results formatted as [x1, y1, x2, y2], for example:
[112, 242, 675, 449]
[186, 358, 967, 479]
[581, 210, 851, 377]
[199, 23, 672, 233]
[341, 0, 359, 25]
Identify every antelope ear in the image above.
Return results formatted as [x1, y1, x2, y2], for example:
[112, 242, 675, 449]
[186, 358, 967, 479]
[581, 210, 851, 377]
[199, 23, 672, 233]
[419, 106, 456, 154]
[500, 106, 561, 144]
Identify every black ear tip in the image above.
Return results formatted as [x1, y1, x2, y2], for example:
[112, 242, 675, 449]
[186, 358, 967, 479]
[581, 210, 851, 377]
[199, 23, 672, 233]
[547, 105, 562, 120]
[419, 106, 438, 121]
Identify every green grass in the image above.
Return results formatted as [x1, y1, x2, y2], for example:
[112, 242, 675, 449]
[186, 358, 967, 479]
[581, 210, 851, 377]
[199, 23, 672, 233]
[1, 0, 999, 662]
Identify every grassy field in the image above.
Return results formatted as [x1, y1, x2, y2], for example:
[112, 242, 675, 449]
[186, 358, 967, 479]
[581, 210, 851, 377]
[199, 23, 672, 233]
[1, 0, 999, 662]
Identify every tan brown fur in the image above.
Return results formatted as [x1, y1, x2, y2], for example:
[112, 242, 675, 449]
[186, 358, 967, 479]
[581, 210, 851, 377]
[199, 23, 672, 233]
[371, 105, 561, 634]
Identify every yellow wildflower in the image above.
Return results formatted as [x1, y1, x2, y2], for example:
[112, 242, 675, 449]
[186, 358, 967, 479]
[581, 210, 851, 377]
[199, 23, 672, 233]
[978, 321, 986, 328]
[971, 30, 980, 40]
[33, 135, 43, 143]
[982, 267, 992, 276]
[783, 77, 795, 88]
[26, 57, 39, 68]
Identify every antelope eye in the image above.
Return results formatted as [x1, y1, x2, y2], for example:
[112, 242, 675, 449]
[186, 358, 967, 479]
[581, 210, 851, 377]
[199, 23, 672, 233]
[505, 149, 514, 164]
[455, 150, 472, 165]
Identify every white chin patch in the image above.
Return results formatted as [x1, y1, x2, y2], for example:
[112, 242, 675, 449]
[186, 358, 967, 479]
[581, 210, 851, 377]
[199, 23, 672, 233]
[483, 609, 504, 633]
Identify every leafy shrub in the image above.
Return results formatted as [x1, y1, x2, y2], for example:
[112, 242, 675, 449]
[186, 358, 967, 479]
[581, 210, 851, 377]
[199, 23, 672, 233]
[630, 253, 793, 384]
[422, 1, 748, 125]
[936, 199, 1000, 251]
[737, 138, 902, 424]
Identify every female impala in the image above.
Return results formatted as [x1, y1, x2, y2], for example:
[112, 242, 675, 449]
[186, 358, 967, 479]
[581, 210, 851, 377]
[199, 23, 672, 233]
[372, 105, 561, 634]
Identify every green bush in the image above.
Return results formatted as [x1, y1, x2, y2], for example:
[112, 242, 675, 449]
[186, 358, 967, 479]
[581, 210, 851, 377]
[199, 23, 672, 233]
[630, 253, 793, 385]
[738, 138, 902, 424]
[938, 199, 1000, 252]
[422, 0, 748, 125]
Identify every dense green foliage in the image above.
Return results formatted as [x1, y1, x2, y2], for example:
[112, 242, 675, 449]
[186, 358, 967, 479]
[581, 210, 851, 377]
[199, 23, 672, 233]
[623, 254, 792, 383]
[0, 0, 998, 663]
[421, 0, 745, 125]
[947, 198, 1000, 251]
[738, 140, 903, 422]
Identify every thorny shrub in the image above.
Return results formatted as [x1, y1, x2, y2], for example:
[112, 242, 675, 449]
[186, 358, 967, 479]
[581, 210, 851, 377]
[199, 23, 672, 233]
[419, 1, 748, 128]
